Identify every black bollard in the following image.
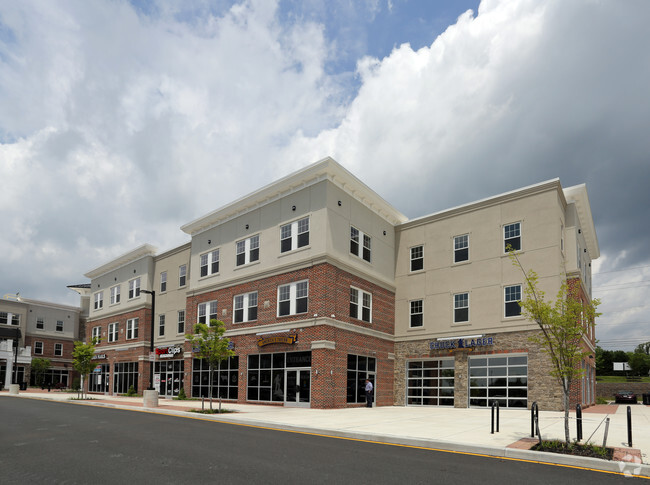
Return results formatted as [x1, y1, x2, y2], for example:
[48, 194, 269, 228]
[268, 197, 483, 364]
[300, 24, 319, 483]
[491, 401, 495, 434]
[627, 406, 633, 447]
[530, 402, 539, 437]
[576, 404, 582, 441]
[495, 400, 500, 433]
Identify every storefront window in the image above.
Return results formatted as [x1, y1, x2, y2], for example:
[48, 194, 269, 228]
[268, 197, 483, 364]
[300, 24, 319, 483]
[346, 354, 376, 403]
[247, 351, 311, 403]
[407, 359, 454, 406]
[88, 364, 110, 393]
[192, 356, 238, 399]
[468, 354, 527, 408]
[155, 360, 185, 397]
[113, 362, 138, 394]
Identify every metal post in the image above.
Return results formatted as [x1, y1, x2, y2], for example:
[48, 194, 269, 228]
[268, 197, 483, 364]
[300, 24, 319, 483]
[491, 401, 495, 434]
[140, 289, 156, 390]
[602, 417, 610, 448]
[496, 400, 500, 433]
[627, 406, 633, 447]
[531, 402, 538, 437]
[576, 404, 582, 441]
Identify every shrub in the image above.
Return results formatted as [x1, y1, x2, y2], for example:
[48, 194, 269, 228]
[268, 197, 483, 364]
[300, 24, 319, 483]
[176, 387, 187, 400]
[126, 385, 137, 397]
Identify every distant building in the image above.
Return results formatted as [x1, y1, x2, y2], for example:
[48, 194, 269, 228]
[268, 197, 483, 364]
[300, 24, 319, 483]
[80, 157, 598, 410]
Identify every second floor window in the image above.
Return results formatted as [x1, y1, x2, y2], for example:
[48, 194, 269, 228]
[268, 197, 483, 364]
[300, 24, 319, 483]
[129, 278, 141, 299]
[200, 250, 219, 277]
[54, 343, 63, 356]
[505, 285, 522, 317]
[236, 235, 260, 266]
[278, 281, 308, 317]
[234, 292, 258, 323]
[454, 234, 469, 263]
[410, 246, 423, 271]
[281, 217, 310, 253]
[198, 301, 218, 325]
[126, 318, 139, 339]
[110, 285, 120, 304]
[454, 293, 469, 323]
[504, 222, 521, 252]
[350, 227, 371, 262]
[410, 300, 423, 328]
[350, 288, 372, 323]
[158, 315, 165, 336]
[56, 320, 64, 332]
[92, 326, 101, 342]
[34, 341, 43, 354]
[160, 272, 167, 292]
[36, 317, 44, 329]
[94, 292, 103, 310]
[179, 264, 187, 287]
[177, 310, 185, 334]
[108, 323, 118, 342]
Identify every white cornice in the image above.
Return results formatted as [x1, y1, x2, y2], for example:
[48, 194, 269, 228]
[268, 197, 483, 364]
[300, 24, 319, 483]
[84, 244, 157, 279]
[563, 184, 600, 259]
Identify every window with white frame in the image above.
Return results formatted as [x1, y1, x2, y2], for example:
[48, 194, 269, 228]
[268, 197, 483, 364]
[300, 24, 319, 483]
[56, 320, 63, 332]
[200, 250, 219, 277]
[350, 287, 372, 323]
[504, 222, 521, 252]
[34, 341, 43, 355]
[54, 343, 63, 356]
[158, 315, 165, 336]
[11, 314, 19, 325]
[281, 217, 310, 253]
[108, 322, 118, 342]
[92, 326, 101, 342]
[505, 285, 522, 317]
[177, 310, 185, 334]
[94, 291, 103, 310]
[128, 278, 141, 299]
[110, 285, 120, 305]
[350, 227, 371, 262]
[278, 281, 308, 316]
[236, 235, 259, 266]
[126, 318, 138, 339]
[160, 271, 167, 292]
[410, 245, 423, 271]
[454, 234, 469, 263]
[36, 317, 44, 329]
[234, 292, 258, 323]
[410, 300, 423, 328]
[198, 301, 218, 325]
[454, 293, 469, 323]
[179, 264, 187, 287]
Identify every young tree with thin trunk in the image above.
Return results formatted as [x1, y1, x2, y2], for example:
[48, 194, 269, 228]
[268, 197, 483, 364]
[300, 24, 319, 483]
[31, 357, 51, 388]
[510, 250, 600, 444]
[186, 319, 234, 412]
[72, 339, 98, 399]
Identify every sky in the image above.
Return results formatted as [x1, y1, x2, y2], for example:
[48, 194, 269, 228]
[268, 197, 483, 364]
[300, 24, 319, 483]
[1, 0, 649, 351]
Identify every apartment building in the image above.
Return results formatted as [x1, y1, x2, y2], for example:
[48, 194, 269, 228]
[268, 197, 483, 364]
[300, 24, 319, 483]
[81, 157, 598, 410]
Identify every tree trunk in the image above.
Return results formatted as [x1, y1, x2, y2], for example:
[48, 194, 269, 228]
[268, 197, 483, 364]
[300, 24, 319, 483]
[563, 377, 570, 445]
[209, 367, 213, 411]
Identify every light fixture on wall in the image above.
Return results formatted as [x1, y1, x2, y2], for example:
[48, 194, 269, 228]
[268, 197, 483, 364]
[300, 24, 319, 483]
[383, 230, 386, 236]
[208, 239, 211, 244]
[292, 205, 296, 211]
[245, 224, 249, 229]
[338, 200, 342, 206]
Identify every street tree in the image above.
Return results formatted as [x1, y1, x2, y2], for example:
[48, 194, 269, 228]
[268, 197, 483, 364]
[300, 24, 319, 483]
[509, 250, 600, 444]
[72, 338, 98, 399]
[627, 352, 650, 376]
[186, 319, 234, 412]
[31, 357, 51, 388]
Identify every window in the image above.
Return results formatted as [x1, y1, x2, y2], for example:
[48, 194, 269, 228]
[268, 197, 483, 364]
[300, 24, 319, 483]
[56, 320, 63, 332]
[110, 285, 120, 305]
[236, 235, 259, 266]
[281, 217, 310, 253]
[160, 272, 167, 292]
[54, 343, 63, 356]
[454, 293, 469, 323]
[126, 318, 138, 339]
[407, 359, 455, 406]
[200, 250, 219, 277]
[92, 326, 101, 342]
[34, 341, 43, 355]
[179, 264, 187, 287]
[194, 356, 238, 399]
[504, 222, 521, 252]
[113, 362, 139, 394]
[94, 291, 103, 310]
[469, 355, 528, 408]
[11, 314, 19, 325]
[350, 227, 371, 262]
[278, 281, 308, 316]
[234, 292, 258, 323]
[410, 300, 423, 328]
[158, 315, 165, 336]
[177, 310, 185, 334]
[505, 285, 522, 317]
[36, 317, 44, 330]
[350, 288, 372, 323]
[128, 278, 141, 299]
[108, 322, 118, 342]
[410, 246, 423, 271]
[454, 234, 469, 263]
[0, 312, 7, 325]
[347, 354, 376, 403]
[198, 301, 218, 325]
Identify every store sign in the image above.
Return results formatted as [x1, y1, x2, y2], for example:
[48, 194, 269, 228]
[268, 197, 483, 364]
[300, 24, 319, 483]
[155, 345, 183, 359]
[257, 334, 297, 347]
[93, 364, 102, 372]
[430, 336, 495, 350]
[92, 354, 107, 360]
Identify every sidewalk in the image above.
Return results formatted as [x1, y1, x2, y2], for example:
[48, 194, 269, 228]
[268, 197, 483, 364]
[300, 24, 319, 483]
[2, 389, 649, 477]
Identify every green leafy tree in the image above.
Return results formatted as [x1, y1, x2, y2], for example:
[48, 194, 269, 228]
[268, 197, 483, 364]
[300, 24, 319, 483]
[627, 352, 650, 376]
[634, 341, 650, 355]
[72, 339, 98, 399]
[510, 251, 600, 444]
[595, 346, 613, 375]
[186, 319, 234, 412]
[31, 357, 51, 387]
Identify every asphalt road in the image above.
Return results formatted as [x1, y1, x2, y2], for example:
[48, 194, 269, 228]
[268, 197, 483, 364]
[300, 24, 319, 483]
[0, 398, 638, 484]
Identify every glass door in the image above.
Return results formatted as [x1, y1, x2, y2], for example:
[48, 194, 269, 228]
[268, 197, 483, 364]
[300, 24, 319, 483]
[285, 369, 310, 407]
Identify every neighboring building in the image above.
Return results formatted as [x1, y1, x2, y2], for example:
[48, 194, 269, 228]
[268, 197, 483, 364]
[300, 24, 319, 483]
[80, 157, 599, 410]
[1, 293, 84, 389]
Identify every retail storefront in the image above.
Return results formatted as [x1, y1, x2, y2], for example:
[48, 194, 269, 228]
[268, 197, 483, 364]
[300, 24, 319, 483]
[154, 345, 185, 398]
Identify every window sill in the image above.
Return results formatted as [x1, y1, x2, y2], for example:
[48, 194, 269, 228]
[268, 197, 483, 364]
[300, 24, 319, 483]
[198, 273, 220, 282]
[234, 260, 261, 271]
[452, 260, 471, 267]
[452, 322, 471, 327]
[408, 269, 425, 275]
[278, 245, 312, 258]
[407, 326, 426, 332]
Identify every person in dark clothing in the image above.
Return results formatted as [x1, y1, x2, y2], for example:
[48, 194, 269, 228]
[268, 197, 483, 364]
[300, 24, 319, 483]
[365, 379, 373, 408]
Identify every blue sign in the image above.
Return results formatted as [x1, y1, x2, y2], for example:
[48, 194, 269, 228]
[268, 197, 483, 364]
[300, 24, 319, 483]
[430, 336, 494, 350]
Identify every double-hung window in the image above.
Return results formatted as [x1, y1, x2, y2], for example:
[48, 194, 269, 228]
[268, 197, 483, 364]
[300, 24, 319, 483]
[158, 315, 165, 336]
[94, 291, 103, 310]
[198, 301, 218, 325]
[200, 250, 219, 277]
[504, 222, 521, 252]
[410, 300, 423, 328]
[126, 318, 138, 339]
[454, 234, 469, 263]
[233, 292, 258, 323]
[278, 281, 308, 317]
[410, 246, 423, 271]
[280, 217, 310, 253]
[92, 326, 101, 342]
[36, 317, 44, 330]
[350, 288, 372, 323]
[34, 341, 43, 355]
[454, 293, 469, 323]
[505, 285, 522, 317]
[179, 264, 187, 287]
[177, 310, 185, 334]
[236, 235, 259, 266]
[108, 323, 118, 342]
[350, 227, 371, 262]
[56, 320, 64, 332]
[54, 343, 63, 356]
[110, 285, 120, 304]
[160, 272, 167, 292]
[129, 278, 141, 299]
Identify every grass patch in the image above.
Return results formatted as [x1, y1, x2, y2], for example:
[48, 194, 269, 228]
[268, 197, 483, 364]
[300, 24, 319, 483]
[595, 396, 609, 405]
[596, 375, 650, 383]
[189, 408, 236, 414]
[69, 397, 97, 401]
[532, 440, 613, 460]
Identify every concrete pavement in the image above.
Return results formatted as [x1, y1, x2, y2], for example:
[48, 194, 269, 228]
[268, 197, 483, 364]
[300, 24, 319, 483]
[2, 389, 649, 478]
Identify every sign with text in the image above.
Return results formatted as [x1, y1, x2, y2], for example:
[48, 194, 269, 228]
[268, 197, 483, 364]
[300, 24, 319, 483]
[430, 336, 495, 351]
[155, 345, 183, 359]
[257, 334, 297, 347]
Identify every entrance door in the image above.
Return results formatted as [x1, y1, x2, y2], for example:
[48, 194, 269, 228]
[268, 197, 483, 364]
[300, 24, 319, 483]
[285, 369, 310, 407]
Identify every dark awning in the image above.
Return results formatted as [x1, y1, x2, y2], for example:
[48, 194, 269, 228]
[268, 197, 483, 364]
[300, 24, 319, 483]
[0, 327, 22, 339]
